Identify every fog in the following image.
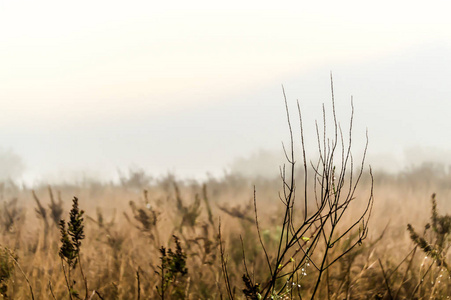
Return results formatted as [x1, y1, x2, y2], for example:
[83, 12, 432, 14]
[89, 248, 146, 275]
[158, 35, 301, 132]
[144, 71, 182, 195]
[1, 1, 451, 185]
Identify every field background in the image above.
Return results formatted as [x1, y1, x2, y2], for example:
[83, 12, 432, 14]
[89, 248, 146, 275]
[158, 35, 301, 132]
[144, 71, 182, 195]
[0, 162, 450, 299]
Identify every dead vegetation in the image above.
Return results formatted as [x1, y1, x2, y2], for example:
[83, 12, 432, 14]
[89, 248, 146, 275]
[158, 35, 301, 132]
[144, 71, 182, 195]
[0, 86, 449, 299]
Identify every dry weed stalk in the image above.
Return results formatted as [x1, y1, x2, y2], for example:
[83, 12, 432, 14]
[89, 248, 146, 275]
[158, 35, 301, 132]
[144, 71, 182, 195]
[124, 190, 160, 245]
[59, 197, 89, 299]
[407, 193, 451, 298]
[0, 197, 23, 234]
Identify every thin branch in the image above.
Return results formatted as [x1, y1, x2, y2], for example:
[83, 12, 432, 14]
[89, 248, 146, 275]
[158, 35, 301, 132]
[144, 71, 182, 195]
[378, 259, 393, 299]
[218, 219, 235, 300]
[7, 248, 35, 300]
[253, 187, 272, 275]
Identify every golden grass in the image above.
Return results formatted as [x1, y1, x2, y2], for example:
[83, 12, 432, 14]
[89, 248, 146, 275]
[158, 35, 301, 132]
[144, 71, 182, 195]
[0, 166, 449, 299]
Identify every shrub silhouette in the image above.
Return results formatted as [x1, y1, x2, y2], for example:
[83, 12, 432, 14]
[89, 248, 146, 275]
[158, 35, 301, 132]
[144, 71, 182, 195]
[220, 81, 374, 299]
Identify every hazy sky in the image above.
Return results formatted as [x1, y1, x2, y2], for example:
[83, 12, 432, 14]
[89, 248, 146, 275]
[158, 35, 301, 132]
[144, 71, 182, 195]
[1, 0, 451, 183]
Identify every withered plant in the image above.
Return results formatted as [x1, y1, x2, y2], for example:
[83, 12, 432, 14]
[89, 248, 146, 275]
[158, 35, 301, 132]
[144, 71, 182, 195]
[58, 197, 88, 300]
[406, 193, 451, 298]
[155, 235, 188, 300]
[0, 247, 16, 298]
[217, 198, 254, 224]
[174, 183, 202, 230]
[124, 190, 160, 245]
[0, 197, 23, 234]
[220, 79, 374, 299]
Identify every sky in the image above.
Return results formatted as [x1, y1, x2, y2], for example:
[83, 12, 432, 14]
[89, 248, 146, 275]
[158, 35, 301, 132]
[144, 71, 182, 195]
[1, 0, 451, 184]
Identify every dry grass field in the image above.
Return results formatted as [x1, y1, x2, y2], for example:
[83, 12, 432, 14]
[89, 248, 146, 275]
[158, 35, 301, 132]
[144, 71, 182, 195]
[0, 165, 450, 299]
[1, 99, 451, 300]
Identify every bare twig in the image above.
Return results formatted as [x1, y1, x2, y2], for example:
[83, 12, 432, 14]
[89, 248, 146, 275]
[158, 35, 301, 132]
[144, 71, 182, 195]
[7, 248, 35, 300]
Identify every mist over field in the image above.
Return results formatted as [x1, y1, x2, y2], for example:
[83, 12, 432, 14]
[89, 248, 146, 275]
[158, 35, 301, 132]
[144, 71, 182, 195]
[1, 1, 451, 185]
[4, 47, 451, 185]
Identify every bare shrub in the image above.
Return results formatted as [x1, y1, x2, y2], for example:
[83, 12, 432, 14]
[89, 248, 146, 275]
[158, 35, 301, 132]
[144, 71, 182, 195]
[220, 79, 374, 299]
